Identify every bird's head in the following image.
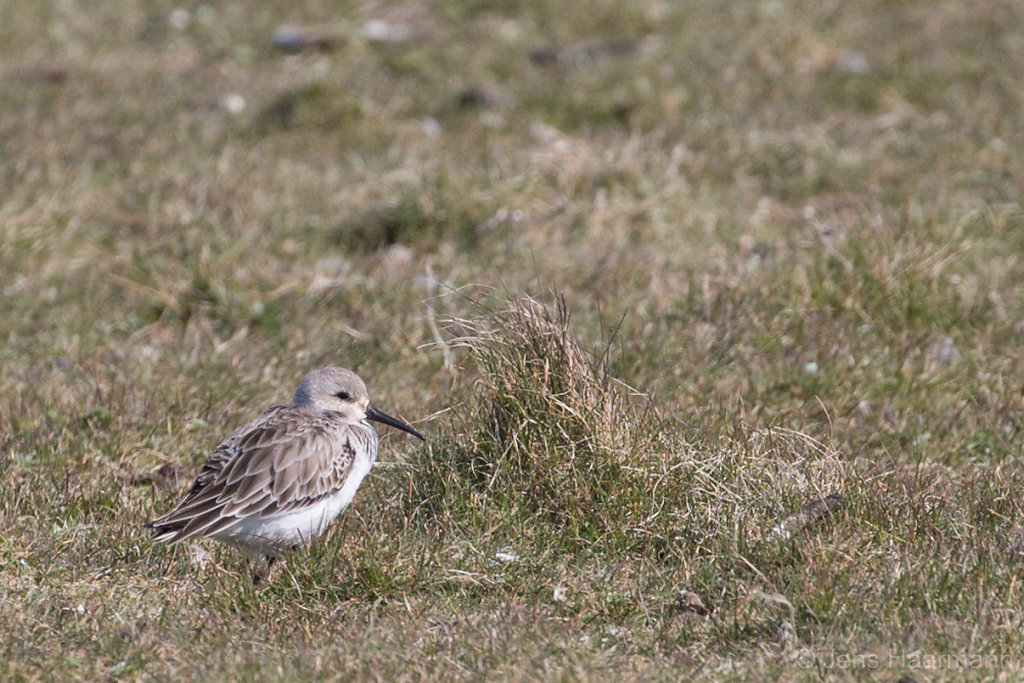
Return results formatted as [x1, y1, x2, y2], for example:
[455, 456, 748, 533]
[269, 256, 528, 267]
[294, 366, 424, 439]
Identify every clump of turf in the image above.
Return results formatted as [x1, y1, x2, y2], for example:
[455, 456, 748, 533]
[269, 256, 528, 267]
[408, 294, 846, 561]
[445, 295, 648, 546]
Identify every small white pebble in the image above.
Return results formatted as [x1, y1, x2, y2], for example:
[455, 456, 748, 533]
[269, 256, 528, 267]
[363, 19, 389, 41]
[420, 117, 441, 138]
[271, 25, 307, 50]
[168, 8, 190, 31]
[222, 93, 246, 114]
[363, 19, 412, 43]
[494, 548, 518, 564]
[837, 50, 869, 74]
[802, 361, 819, 374]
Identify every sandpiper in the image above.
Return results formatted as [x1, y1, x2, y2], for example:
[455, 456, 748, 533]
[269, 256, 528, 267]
[145, 367, 424, 572]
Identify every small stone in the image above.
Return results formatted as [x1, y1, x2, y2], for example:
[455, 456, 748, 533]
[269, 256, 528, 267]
[837, 50, 869, 74]
[271, 25, 308, 52]
[168, 8, 190, 31]
[772, 493, 843, 540]
[493, 548, 518, 564]
[222, 93, 246, 114]
[676, 589, 708, 614]
[420, 118, 441, 138]
[363, 19, 412, 44]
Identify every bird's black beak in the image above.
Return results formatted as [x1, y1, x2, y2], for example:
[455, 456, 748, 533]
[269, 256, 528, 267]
[365, 404, 425, 440]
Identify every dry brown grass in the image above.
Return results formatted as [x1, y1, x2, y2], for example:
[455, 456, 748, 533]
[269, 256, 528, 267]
[2, 0, 1024, 679]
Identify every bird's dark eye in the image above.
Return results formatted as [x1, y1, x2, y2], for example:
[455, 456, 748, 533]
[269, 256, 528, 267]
[334, 390, 351, 400]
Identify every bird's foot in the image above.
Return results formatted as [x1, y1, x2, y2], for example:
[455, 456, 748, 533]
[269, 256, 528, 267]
[252, 556, 277, 585]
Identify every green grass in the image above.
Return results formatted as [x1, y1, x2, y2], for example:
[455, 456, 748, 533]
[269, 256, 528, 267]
[2, 0, 1024, 679]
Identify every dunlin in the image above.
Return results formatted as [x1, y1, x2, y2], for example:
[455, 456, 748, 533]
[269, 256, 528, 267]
[145, 367, 424, 572]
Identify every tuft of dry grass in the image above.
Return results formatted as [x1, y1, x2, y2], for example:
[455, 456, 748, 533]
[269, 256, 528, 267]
[441, 295, 647, 539]
[415, 296, 847, 561]
[400, 296, 852, 613]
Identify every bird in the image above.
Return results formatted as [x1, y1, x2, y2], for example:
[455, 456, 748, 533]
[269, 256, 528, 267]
[144, 367, 424, 576]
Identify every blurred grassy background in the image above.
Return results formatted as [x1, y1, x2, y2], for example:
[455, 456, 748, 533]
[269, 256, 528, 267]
[2, 0, 1023, 679]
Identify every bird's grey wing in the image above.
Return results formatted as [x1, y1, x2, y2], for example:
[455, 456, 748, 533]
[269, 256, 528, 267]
[161, 405, 291, 502]
[145, 408, 355, 542]
[257, 422, 376, 515]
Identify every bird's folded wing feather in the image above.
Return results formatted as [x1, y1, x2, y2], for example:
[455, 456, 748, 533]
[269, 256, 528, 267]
[146, 406, 358, 542]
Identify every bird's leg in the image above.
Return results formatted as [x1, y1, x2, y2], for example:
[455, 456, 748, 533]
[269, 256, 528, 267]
[252, 555, 276, 585]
